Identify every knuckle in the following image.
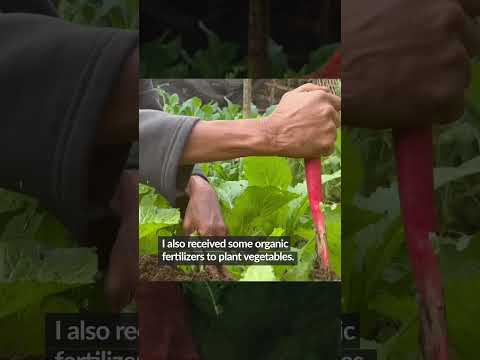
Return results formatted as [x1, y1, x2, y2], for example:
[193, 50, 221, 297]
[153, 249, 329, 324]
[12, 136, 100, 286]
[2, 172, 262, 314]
[325, 105, 337, 118]
[198, 226, 211, 236]
[323, 143, 335, 156]
[319, 135, 335, 155]
[331, 124, 338, 138]
[425, 81, 465, 122]
[316, 91, 328, 100]
[326, 120, 337, 133]
[216, 225, 228, 235]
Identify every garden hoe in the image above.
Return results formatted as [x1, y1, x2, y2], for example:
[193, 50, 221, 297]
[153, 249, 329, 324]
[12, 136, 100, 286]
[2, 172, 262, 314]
[315, 44, 466, 358]
[305, 56, 341, 275]
[392, 16, 480, 360]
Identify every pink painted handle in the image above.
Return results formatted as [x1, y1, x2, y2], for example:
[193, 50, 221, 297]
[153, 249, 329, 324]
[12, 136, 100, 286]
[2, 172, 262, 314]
[394, 127, 449, 360]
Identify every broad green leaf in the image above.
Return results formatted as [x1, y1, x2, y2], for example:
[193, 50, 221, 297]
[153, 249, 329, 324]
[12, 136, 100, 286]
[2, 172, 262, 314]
[269, 228, 285, 237]
[369, 294, 417, 323]
[225, 186, 299, 235]
[286, 182, 310, 234]
[282, 237, 316, 281]
[0, 295, 78, 356]
[243, 157, 292, 189]
[240, 266, 277, 281]
[342, 130, 364, 204]
[139, 208, 179, 232]
[0, 282, 77, 320]
[444, 276, 480, 358]
[465, 62, 480, 119]
[434, 156, 480, 188]
[0, 244, 96, 319]
[0, 189, 37, 214]
[139, 190, 180, 226]
[214, 180, 248, 208]
[322, 170, 341, 184]
[325, 205, 341, 277]
[0, 243, 97, 284]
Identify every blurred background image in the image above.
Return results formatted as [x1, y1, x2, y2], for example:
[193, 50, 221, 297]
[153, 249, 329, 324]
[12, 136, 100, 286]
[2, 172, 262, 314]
[140, 0, 340, 78]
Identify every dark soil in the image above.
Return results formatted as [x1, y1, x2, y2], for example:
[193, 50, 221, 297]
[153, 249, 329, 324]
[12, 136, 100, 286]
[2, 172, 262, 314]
[140, 255, 340, 282]
[139, 255, 231, 281]
[313, 261, 340, 281]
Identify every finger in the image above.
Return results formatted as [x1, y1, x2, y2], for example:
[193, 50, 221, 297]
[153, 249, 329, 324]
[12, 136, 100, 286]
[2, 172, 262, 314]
[314, 91, 341, 111]
[183, 218, 195, 235]
[332, 109, 341, 128]
[293, 83, 331, 93]
[105, 214, 139, 312]
[197, 225, 211, 236]
[212, 223, 228, 236]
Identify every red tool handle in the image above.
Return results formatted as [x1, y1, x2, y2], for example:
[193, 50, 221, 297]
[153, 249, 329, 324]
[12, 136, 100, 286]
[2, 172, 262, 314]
[305, 50, 342, 269]
[305, 158, 330, 267]
[319, 49, 449, 358]
[394, 127, 449, 360]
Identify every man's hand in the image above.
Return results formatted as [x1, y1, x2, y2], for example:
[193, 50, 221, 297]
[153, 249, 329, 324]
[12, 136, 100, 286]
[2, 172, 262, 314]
[343, 0, 471, 129]
[181, 84, 340, 164]
[264, 84, 341, 157]
[105, 170, 139, 312]
[183, 175, 228, 236]
[184, 175, 232, 280]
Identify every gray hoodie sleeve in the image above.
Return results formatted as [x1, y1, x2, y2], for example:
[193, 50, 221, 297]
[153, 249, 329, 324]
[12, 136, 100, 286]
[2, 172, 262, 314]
[139, 79, 207, 179]
[0, 10, 137, 240]
[139, 79, 162, 110]
[139, 109, 200, 206]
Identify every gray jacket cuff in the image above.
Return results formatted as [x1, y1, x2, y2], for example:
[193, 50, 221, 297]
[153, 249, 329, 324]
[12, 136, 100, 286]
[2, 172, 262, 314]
[139, 109, 200, 205]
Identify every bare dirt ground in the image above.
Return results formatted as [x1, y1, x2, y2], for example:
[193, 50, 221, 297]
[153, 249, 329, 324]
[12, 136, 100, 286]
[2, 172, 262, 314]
[314, 261, 340, 281]
[140, 255, 340, 281]
[139, 255, 231, 281]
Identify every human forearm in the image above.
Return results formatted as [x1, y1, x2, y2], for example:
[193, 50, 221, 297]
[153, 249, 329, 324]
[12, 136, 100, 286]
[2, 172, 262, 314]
[181, 85, 340, 164]
[180, 119, 273, 164]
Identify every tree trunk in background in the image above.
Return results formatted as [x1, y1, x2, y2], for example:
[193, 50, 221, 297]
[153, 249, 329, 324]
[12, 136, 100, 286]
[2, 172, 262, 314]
[243, 79, 253, 117]
[248, 0, 269, 78]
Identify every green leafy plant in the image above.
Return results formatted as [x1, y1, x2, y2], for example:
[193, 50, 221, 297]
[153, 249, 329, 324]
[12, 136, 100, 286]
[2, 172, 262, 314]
[140, 22, 338, 78]
[58, 0, 139, 29]
[139, 93, 342, 280]
[184, 282, 340, 360]
[0, 189, 100, 356]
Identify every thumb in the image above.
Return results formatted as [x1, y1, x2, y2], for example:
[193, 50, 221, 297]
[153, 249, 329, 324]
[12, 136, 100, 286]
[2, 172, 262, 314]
[183, 217, 195, 235]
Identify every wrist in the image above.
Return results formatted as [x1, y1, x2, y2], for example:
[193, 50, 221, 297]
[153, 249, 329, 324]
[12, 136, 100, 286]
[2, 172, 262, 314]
[247, 118, 279, 156]
[259, 116, 285, 156]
